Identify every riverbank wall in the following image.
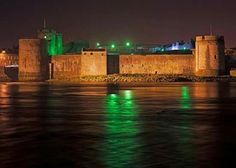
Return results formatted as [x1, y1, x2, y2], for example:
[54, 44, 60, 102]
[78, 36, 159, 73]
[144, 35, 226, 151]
[49, 74, 236, 83]
[0, 53, 18, 81]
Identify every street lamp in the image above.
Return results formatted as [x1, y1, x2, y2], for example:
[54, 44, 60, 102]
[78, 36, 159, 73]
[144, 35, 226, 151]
[111, 44, 116, 49]
[126, 42, 131, 47]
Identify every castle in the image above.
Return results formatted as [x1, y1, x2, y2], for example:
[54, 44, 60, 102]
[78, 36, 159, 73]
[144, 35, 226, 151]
[0, 28, 232, 81]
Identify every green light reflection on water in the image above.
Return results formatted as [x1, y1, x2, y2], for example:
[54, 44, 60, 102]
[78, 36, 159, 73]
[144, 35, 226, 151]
[124, 90, 132, 100]
[180, 86, 191, 110]
[102, 91, 140, 167]
[177, 86, 195, 166]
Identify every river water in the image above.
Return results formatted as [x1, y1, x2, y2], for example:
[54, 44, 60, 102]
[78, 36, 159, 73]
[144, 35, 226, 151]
[0, 82, 236, 168]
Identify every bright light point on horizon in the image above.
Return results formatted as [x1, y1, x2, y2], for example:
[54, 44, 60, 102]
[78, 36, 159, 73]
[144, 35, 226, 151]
[1, 50, 6, 54]
[44, 36, 47, 39]
[111, 44, 115, 49]
[126, 42, 131, 47]
[96, 43, 100, 47]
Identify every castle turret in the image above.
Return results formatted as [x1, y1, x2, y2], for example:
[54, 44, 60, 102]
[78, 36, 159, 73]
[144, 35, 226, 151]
[195, 35, 225, 76]
[18, 39, 49, 81]
[38, 28, 63, 56]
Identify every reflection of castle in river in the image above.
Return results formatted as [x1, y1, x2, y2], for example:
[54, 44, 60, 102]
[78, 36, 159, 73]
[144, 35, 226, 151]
[0, 26, 233, 81]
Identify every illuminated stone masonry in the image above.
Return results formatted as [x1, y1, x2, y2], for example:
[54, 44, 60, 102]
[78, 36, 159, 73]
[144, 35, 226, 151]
[0, 35, 231, 81]
[0, 52, 18, 81]
[18, 39, 49, 81]
[40, 35, 226, 81]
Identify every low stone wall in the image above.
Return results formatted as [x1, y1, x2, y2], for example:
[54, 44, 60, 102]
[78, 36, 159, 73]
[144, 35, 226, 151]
[51, 55, 81, 80]
[80, 51, 107, 76]
[0, 53, 18, 81]
[50, 54, 195, 80]
[0, 53, 18, 66]
[119, 54, 195, 75]
[51, 51, 107, 79]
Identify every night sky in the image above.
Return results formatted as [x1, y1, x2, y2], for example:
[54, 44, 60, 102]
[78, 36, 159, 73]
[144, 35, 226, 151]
[1, 0, 236, 48]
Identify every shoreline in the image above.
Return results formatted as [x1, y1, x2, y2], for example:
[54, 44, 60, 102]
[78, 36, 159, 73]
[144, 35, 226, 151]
[1, 74, 236, 84]
[48, 74, 236, 83]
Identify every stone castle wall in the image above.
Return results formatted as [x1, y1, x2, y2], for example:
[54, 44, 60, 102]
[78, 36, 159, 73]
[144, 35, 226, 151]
[80, 50, 107, 76]
[0, 35, 227, 82]
[51, 55, 81, 80]
[49, 53, 195, 80]
[18, 39, 49, 81]
[32, 35, 227, 80]
[119, 54, 195, 75]
[51, 50, 107, 80]
[0, 53, 18, 81]
[0, 53, 18, 66]
[195, 36, 225, 76]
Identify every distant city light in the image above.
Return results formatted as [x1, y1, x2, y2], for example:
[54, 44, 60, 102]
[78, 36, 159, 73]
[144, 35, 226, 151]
[44, 36, 47, 39]
[111, 44, 116, 49]
[96, 42, 100, 47]
[172, 46, 178, 50]
[126, 42, 131, 47]
[1, 50, 6, 54]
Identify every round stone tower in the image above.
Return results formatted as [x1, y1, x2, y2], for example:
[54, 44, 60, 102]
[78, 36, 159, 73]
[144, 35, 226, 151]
[195, 35, 225, 76]
[19, 39, 49, 81]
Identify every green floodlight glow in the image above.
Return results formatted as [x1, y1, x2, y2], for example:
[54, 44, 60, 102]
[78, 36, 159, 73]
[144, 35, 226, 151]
[111, 44, 116, 49]
[126, 42, 131, 47]
[96, 42, 100, 47]
[47, 33, 63, 56]
[161, 48, 165, 52]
